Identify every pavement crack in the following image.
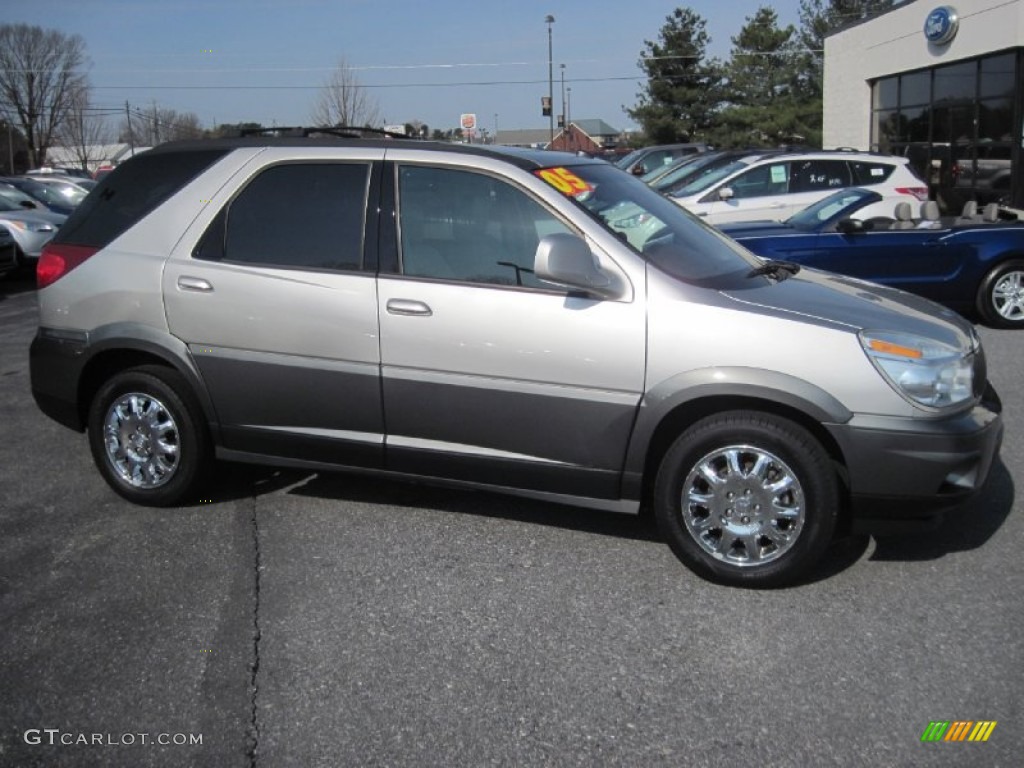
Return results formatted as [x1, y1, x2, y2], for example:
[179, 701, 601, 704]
[247, 497, 262, 767]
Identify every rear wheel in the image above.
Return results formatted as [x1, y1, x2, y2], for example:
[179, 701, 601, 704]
[654, 411, 839, 588]
[87, 365, 210, 506]
[977, 260, 1024, 328]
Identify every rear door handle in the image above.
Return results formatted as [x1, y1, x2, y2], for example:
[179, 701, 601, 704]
[386, 298, 432, 316]
[178, 276, 213, 292]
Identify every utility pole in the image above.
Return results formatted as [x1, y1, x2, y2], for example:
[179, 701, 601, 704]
[125, 101, 135, 152]
[546, 15, 555, 147]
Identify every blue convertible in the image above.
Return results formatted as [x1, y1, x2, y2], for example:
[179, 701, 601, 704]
[720, 187, 1024, 328]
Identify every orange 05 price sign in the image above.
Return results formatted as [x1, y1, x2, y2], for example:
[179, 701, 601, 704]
[534, 167, 593, 197]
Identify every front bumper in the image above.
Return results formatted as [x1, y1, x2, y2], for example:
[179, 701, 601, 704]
[827, 384, 1003, 533]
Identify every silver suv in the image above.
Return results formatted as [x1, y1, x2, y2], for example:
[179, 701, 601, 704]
[30, 133, 1003, 587]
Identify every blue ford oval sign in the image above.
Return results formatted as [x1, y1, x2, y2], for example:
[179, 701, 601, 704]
[924, 6, 959, 45]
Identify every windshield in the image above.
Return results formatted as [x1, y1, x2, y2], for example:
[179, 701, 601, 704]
[534, 163, 761, 287]
[615, 149, 644, 169]
[652, 152, 731, 192]
[785, 188, 878, 231]
[31, 180, 87, 205]
[669, 157, 756, 198]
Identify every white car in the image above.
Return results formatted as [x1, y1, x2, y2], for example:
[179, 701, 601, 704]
[668, 151, 929, 225]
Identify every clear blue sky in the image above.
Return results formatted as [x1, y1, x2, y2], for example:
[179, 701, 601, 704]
[6, 0, 803, 135]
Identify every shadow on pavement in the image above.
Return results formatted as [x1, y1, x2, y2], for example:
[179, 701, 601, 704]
[869, 457, 1015, 561]
[0, 273, 36, 299]
[199, 454, 1015, 581]
[204, 462, 661, 543]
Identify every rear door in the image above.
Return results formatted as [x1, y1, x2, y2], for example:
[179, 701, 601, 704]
[375, 156, 646, 498]
[163, 147, 386, 468]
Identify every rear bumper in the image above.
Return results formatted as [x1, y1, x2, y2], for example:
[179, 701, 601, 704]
[30, 328, 90, 431]
[828, 385, 1003, 533]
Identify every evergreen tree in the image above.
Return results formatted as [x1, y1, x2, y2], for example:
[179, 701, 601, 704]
[626, 8, 722, 144]
[796, 1, 896, 139]
[713, 7, 807, 147]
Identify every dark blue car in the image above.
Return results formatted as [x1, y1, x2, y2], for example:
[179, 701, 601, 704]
[720, 188, 1024, 328]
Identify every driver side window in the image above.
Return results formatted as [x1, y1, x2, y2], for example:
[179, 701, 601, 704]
[397, 165, 572, 288]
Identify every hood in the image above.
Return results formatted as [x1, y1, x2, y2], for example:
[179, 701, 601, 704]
[720, 266, 974, 350]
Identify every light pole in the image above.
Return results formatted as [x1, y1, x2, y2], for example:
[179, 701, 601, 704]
[546, 15, 555, 146]
[494, 113, 498, 144]
[560, 63, 566, 143]
[566, 87, 572, 150]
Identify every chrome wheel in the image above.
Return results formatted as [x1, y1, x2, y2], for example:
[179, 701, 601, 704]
[681, 445, 804, 567]
[102, 392, 180, 489]
[991, 269, 1024, 323]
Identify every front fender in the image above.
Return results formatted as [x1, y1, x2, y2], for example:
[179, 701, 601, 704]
[621, 367, 853, 496]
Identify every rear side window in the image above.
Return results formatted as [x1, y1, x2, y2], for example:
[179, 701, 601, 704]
[197, 163, 369, 271]
[850, 161, 896, 185]
[53, 149, 229, 248]
[789, 160, 851, 192]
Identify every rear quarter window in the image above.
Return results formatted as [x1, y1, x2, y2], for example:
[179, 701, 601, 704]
[53, 148, 230, 248]
[850, 161, 895, 185]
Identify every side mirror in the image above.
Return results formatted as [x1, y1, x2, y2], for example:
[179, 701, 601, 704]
[19, 200, 38, 209]
[632, 164, 646, 176]
[718, 187, 734, 201]
[836, 218, 864, 234]
[534, 233, 618, 299]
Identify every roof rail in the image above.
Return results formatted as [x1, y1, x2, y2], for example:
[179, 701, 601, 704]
[237, 126, 415, 140]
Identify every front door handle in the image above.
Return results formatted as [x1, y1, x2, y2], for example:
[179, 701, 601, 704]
[386, 298, 432, 316]
[178, 276, 214, 292]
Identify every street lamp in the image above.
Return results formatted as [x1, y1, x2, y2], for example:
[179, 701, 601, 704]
[546, 14, 555, 146]
[560, 63, 566, 138]
[566, 87, 572, 150]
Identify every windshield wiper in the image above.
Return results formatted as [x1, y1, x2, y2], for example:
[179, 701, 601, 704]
[747, 259, 802, 281]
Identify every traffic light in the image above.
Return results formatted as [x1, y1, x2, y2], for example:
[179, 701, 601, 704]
[541, 96, 551, 117]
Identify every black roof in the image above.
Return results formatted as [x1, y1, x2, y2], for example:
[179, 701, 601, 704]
[144, 136, 606, 172]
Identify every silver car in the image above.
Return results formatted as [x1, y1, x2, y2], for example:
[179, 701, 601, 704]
[0, 194, 64, 266]
[29, 136, 1003, 587]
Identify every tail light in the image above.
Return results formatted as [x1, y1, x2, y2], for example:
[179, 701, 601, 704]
[895, 186, 930, 202]
[37, 243, 98, 289]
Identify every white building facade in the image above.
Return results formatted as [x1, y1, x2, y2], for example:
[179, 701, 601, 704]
[824, 0, 1022, 208]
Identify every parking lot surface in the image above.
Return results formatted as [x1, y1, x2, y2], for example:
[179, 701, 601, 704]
[1, 276, 1021, 767]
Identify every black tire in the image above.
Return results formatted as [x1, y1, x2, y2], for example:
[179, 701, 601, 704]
[976, 260, 1024, 328]
[87, 365, 211, 506]
[653, 411, 839, 588]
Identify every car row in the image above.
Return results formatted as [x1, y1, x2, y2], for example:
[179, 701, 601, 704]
[29, 134, 1002, 589]
[721, 187, 1024, 328]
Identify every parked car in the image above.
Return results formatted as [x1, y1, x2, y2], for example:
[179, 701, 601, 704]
[26, 166, 93, 180]
[721, 186, 1024, 327]
[616, 143, 712, 176]
[668, 150, 929, 225]
[0, 176, 80, 216]
[30, 135, 1002, 588]
[0, 225, 17, 278]
[0, 195, 64, 268]
[22, 176, 91, 204]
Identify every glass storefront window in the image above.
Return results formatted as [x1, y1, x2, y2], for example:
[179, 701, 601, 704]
[873, 77, 898, 111]
[900, 70, 930, 105]
[980, 53, 1015, 99]
[933, 61, 976, 103]
[868, 51, 1018, 209]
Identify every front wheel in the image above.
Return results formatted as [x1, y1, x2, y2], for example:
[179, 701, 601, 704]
[653, 411, 839, 588]
[87, 365, 211, 506]
[977, 260, 1024, 328]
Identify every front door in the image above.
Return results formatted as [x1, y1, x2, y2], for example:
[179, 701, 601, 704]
[377, 162, 646, 498]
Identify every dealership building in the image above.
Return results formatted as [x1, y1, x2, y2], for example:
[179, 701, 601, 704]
[824, 0, 1022, 209]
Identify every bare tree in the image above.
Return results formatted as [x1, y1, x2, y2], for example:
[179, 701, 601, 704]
[56, 84, 112, 170]
[311, 58, 381, 128]
[119, 104, 204, 146]
[0, 24, 87, 167]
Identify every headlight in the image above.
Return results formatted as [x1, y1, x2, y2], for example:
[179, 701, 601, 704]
[859, 330, 974, 409]
[5, 220, 54, 233]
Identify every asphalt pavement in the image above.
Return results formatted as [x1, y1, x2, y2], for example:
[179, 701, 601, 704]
[1, 275, 1021, 767]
